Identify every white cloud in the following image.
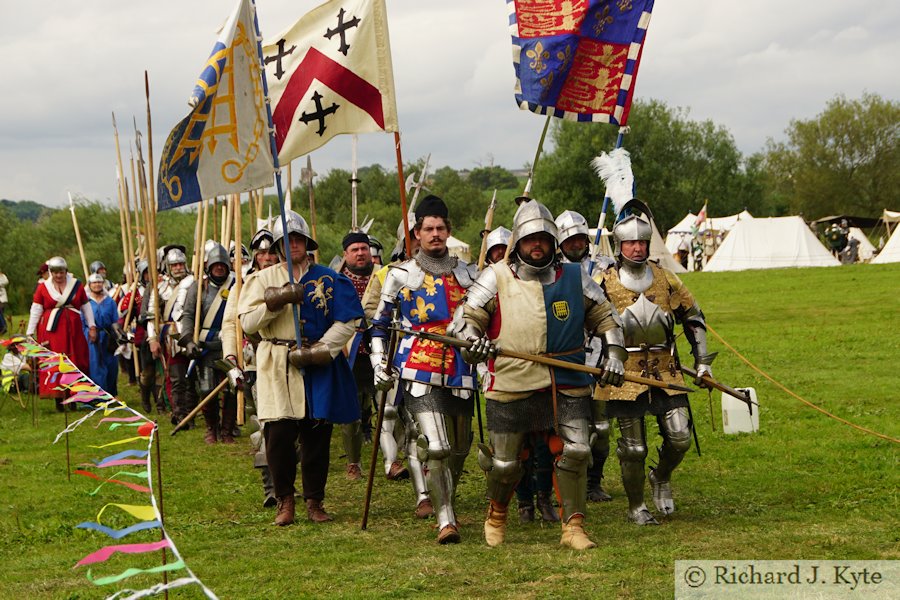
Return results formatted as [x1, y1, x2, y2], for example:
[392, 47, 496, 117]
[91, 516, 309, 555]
[1, 0, 898, 207]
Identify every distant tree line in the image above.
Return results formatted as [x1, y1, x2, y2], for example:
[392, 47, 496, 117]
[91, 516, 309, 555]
[2, 93, 895, 314]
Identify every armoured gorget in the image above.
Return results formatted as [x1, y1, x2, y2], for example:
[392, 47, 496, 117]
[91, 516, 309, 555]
[618, 261, 653, 293]
[511, 259, 557, 285]
[414, 250, 457, 275]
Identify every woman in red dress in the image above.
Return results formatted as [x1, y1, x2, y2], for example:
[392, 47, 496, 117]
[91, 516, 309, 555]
[26, 256, 97, 404]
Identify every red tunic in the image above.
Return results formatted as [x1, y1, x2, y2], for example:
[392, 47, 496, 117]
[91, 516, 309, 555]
[34, 279, 91, 397]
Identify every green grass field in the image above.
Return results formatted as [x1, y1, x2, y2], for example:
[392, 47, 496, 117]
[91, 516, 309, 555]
[1, 263, 898, 599]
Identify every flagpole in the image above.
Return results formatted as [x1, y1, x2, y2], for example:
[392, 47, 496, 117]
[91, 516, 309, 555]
[588, 127, 627, 274]
[233, 193, 245, 426]
[394, 132, 412, 258]
[503, 116, 551, 261]
[351, 134, 359, 230]
[304, 156, 319, 263]
[250, 0, 302, 347]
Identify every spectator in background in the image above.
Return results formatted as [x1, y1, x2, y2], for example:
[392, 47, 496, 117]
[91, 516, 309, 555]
[0, 268, 8, 335]
[1, 342, 32, 393]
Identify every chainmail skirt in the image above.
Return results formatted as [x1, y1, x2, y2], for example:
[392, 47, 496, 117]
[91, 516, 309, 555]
[486, 391, 591, 433]
[404, 384, 473, 418]
[606, 387, 689, 418]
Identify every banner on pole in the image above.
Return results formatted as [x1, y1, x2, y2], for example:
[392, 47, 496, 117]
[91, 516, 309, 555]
[508, 0, 656, 125]
[263, 0, 399, 163]
[157, 0, 275, 211]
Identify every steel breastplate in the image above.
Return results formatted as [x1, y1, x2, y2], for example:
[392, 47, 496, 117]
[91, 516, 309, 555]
[620, 293, 674, 350]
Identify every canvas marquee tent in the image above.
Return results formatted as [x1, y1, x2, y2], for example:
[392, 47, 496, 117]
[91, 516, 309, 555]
[664, 210, 753, 255]
[704, 216, 840, 272]
[870, 221, 900, 264]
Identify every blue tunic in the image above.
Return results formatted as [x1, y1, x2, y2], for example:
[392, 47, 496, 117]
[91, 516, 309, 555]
[84, 295, 120, 397]
[300, 264, 365, 423]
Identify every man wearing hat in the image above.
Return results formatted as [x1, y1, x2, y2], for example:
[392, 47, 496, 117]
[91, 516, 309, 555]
[239, 211, 364, 526]
[337, 230, 377, 480]
[370, 195, 479, 544]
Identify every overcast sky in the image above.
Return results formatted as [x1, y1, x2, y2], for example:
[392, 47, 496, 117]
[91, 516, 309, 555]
[1, 0, 897, 208]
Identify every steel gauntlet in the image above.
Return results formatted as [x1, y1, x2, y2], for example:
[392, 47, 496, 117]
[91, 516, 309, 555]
[264, 283, 305, 312]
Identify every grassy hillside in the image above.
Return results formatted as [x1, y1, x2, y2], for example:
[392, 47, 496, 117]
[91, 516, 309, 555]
[1, 263, 898, 599]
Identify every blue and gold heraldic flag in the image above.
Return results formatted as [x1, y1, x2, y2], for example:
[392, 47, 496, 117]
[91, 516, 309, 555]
[157, 0, 275, 211]
[508, 0, 656, 125]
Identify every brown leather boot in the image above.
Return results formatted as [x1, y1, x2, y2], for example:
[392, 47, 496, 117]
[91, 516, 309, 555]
[306, 499, 334, 523]
[560, 515, 597, 550]
[484, 500, 509, 547]
[437, 523, 461, 545]
[518, 499, 535, 524]
[274, 495, 295, 526]
[414, 498, 434, 519]
[346, 463, 362, 481]
[387, 460, 409, 481]
[220, 402, 236, 444]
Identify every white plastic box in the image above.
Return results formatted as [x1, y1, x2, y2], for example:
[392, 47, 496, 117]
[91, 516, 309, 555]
[721, 387, 759, 434]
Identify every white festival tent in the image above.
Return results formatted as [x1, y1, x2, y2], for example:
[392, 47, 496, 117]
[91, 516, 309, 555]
[446, 235, 471, 262]
[870, 221, 900, 264]
[588, 222, 686, 273]
[847, 227, 876, 262]
[664, 210, 754, 255]
[704, 216, 840, 272]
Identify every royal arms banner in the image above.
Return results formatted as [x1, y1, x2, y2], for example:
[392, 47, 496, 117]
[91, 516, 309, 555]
[508, 0, 656, 125]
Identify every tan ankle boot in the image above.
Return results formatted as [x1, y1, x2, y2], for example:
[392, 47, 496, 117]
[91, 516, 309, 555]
[560, 515, 597, 550]
[484, 500, 509, 547]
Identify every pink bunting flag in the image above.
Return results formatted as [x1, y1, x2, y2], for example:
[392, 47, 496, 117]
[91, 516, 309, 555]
[75, 539, 171, 567]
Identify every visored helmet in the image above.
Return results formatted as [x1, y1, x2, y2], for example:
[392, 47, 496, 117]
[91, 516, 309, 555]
[612, 199, 654, 267]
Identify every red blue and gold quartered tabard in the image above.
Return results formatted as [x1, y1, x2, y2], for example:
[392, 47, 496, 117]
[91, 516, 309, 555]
[508, 0, 656, 125]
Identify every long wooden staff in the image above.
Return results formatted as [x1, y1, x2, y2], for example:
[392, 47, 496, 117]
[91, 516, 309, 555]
[392, 327, 695, 393]
[362, 306, 401, 530]
[67, 192, 90, 280]
[233, 193, 245, 425]
[193, 199, 209, 345]
[503, 115, 552, 261]
[393, 132, 412, 258]
[303, 156, 318, 261]
[170, 379, 228, 435]
[351, 135, 359, 229]
[112, 113, 134, 288]
[285, 161, 293, 213]
[144, 71, 161, 339]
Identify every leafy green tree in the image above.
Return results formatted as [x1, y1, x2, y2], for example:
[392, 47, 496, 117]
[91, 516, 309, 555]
[467, 166, 519, 191]
[763, 92, 900, 219]
[534, 99, 766, 231]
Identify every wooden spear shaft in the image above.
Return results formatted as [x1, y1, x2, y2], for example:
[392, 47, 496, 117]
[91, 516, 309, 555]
[393, 132, 412, 258]
[144, 71, 160, 336]
[67, 192, 90, 281]
[193, 199, 209, 345]
[233, 193, 245, 425]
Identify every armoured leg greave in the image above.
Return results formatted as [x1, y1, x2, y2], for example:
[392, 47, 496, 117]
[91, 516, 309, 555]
[402, 407, 428, 504]
[552, 417, 592, 522]
[650, 407, 691, 515]
[481, 431, 526, 505]
[414, 411, 458, 530]
[616, 416, 657, 525]
[588, 402, 612, 501]
[446, 413, 473, 490]
[380, 404, 400, 472]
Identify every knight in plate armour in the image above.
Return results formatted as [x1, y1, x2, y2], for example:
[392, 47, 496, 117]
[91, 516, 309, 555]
[454, 199, 627, 550]
[370, 195, 478, 544]
[594, 200, 714, 525]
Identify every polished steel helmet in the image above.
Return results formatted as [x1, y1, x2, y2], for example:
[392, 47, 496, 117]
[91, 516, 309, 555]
[554, 210, 589, 244]
[89, 260, 106, 274]
[273, 210, 318, 251]
[47, 256, 68, 271]
[250, 228, 274, 252]
[511, 199, 557, 253]
[166, 246, 188, 266]
[612, 199, 655, 265]
[87, 273, 105, 284]
[484, 226, 512, 254]
[136, 259, 149, 281]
